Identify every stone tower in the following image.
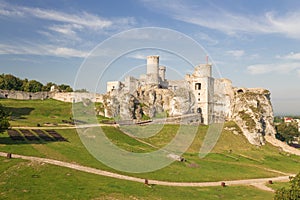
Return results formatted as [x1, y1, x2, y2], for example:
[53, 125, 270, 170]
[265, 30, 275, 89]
[186, 63, 214, 125]
[146, 55, 159, 85]
[159, 66, 166, 82]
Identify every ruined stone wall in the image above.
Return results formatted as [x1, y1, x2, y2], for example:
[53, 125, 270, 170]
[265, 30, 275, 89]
[0, 89, 103, 103]
[107, 81, 121, 92]
[52, 92, 103, 103]
[0, 90, 52, 100]
[214, 78, 234, 121]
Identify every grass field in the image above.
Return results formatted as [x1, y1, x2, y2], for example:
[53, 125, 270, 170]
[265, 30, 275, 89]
[0, 157, 275, 200]
[0, 99, 72, 127]
[0, 99, 299, 199]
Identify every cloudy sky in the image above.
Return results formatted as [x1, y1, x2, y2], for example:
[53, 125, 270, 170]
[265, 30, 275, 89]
[1, 0, 300, 115]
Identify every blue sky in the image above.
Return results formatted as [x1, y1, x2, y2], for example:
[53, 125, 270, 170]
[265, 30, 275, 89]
[1, 0, 300, 115]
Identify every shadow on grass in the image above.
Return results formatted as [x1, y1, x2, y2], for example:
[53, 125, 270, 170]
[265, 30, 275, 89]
[0, 136, 68, 145]
[290, 143, 300, 148]
[0, 128, 69, 145]
[5, 107, 35, 120]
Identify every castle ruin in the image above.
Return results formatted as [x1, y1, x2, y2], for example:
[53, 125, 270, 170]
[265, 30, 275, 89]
[106, 55, 216, 125]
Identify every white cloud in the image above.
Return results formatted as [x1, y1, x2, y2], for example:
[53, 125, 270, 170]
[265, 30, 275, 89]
[247, 62, 300, 75]
[0, 2, 136, 41]
[126, 53, 147, 60]
[265, 12, 300, 40]
[48, 47, 88, 58]
[140, 0, 300, 39]
[0, 2, 136, 58]
[193, 32, 218, 45]
[0, 43, 88, 58]
[126, 52, 173, 61]
[47, 24, 83, 41]
[0, 2, 135, 30]
[226, 50, 245, 58]
[281, 52, 300, 60]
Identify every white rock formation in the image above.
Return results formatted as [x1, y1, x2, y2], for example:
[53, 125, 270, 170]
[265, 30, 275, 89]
[103, 85, 195, 121]
[230, 88, 276, 145]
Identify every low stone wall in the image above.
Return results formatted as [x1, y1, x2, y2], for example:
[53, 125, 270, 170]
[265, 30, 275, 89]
[0, 90, 51, 100]
[0, 90, 103, 103]
[152, 113, 202, 125]
[52, 92, 103, 103]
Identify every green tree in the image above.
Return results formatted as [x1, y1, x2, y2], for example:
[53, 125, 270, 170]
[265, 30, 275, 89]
[0, 104, 10, 133]
[21, 78, 28, 91]
[274, 116, 284, 123]
[74, 88, 89, 93]
[0, 74, 5, 89]
[42, 82, 56, 92]
[58, 84, 73, 92]
[274, 173, 300, 200]
[24, 80, 43, 92]
[0, 74, 23, 90]
[276, 123, 299, 144]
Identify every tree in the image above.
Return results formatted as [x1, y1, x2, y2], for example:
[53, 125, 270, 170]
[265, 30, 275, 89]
[58, 84, 73, 92]
[0, 74, 5, 89]
[23, 80, 43, 93]
[0, 104, 10, 133]
[42, 82, 56, 92]
[74, 88, 89, 93]
[21, 78, 28, 91]
[274, 173, 300, 200]
[276, 123, 299, 144]
[0, 74, 23, 90]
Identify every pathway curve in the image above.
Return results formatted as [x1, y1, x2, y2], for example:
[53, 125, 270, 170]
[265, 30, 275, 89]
[0, 152, 293, 190]
[265, 135, 300, 156]
[12, 123, 116, 130]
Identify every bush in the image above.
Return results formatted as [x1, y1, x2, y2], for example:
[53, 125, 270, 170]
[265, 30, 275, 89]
[0, 104, 10, 132]
[274, 173, 300, 200]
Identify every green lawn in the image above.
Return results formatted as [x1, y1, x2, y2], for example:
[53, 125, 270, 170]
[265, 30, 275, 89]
[1, 99, 300, 199]
[268, 181, 290, 191]
[0, 99, 72, 127]
[0, 157, 274, 200]
[1, 125, 299, 182]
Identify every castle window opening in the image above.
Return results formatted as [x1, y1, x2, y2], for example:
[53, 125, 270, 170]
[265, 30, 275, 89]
[237, 89, 244, 93]
[197, 107, 202, 113]
[195, 83, 201, 90]
[198, 93, 200, 95]
[198, 98, 200, 101]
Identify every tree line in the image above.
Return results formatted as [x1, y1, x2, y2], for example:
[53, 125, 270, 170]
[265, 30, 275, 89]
[0, 74, 73, 93]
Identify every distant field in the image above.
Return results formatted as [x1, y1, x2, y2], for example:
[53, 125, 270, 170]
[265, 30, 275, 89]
[0, 99, 299, 199]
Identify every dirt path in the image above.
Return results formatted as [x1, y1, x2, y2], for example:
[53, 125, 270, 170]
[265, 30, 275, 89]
[265, 135, 300, 156]
[12, 124, 116, 130]
[0, 151, 292, 191]
[250, 183, 275, 192]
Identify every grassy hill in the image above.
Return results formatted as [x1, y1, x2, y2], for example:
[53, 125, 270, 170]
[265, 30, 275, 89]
[0, 99, 299, 199]
[0, 99, 72, 127]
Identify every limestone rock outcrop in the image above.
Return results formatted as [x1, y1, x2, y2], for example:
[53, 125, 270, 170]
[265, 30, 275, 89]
[103, 85, 195, 120]
[231, 88, 276, 145]
[214, 79, 276, 146]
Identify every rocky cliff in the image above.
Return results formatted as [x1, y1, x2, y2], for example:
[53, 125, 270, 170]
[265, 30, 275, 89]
[214, 79, 276, 146]
[230, 88, 276, 145]
[103, 79, 276, 146]
[103, 84, 195, 121]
